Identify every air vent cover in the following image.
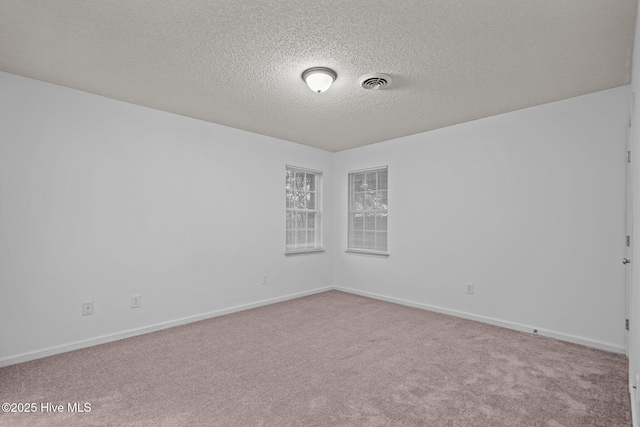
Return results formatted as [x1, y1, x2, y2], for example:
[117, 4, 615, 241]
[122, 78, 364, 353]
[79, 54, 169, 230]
[359, 73, 392, 90]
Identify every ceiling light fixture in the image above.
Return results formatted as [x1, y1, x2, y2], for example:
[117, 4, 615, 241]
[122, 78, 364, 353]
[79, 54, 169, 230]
[302, 67, 337, 93]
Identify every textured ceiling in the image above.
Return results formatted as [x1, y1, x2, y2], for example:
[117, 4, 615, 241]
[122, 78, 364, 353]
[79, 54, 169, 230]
[0, 1, 637, 152]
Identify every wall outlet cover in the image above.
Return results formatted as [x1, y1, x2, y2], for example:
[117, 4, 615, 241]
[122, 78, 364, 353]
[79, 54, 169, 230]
[82, 301, 94, 316]
[131, 295, 142, 308]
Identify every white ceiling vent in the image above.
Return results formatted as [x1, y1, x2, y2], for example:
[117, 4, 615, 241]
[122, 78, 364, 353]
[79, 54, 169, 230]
[359, 74, 392, 90]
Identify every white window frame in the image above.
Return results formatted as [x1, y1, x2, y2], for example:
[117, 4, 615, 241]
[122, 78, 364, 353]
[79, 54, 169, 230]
[285, 165, 323, 254]
[347, 166, 389, 256]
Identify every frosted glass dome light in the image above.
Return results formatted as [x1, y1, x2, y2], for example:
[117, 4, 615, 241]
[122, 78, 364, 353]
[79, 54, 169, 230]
[302, 67, 337, 93]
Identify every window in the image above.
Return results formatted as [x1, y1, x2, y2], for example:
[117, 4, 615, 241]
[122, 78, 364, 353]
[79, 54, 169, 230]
[286, 166, 322, 253]
[348, 167, 388, 254]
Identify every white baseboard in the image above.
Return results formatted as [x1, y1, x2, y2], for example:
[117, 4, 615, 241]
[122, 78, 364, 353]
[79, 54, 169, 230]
[2, 284, 626, 368]
[0, 286, 332, 368]
[334, 286, 626, 354]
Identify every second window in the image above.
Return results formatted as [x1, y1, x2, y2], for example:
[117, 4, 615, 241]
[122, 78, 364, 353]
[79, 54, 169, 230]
[348, 167, 388, 253]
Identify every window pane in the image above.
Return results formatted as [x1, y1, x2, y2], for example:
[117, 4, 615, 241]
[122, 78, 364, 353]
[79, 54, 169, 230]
[307, 212, 316, 229]
[364, 231, 376, 249]
[289, 191, 299, 209]
[286, 230, 294, 247]
[296, 230, 306, 246]
[286, 211, 294, 230]
[307, 230, 314, 246]
[353, 173, 365, 192]
[307, 192, 315, 210]
[364, 191, 373, 209]
[366, 190, 385, 209]
[378, 190, 388, 208]
[364, 213, 375, 230]
[308, 174, 315, 191]
[379, 170, 388, 189]
[353, 193, 364, 210]
[295, 172, 305, 190]
[366, 172, 377, 190]
[350, 230, 364, 248]
[304, 191, 312, 209]
[353, 213, 364, 230]
[302, 191, 311, 209]
[376, 231, 387, 252]
[376, 213, 387, 231]
[286, 170, 294, 190]
[296, 212, 307, 229]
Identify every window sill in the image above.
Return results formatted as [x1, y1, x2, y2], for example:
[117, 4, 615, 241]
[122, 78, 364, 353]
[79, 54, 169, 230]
[285, 248, 325, 256]
[345, 249, 389, 258]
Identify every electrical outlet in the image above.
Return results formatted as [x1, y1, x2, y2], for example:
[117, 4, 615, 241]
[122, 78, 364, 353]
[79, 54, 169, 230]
[82, 301, 94, 316]
[131, 295, 142, 309]
[262, 274, 268, 285]
[466, 283, 474, 295]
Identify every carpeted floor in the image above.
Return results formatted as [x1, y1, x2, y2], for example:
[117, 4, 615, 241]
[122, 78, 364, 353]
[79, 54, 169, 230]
[0, 290, 631, 426]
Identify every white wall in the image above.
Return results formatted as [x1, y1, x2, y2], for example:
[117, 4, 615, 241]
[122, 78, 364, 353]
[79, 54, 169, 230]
[334, 86, 630, 353]
[0, 72, 334, 365]
[0, 70, 630, 367]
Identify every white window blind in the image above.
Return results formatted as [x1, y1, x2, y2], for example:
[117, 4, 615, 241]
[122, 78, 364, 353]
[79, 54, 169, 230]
[286, 166, 322, 253]
[348, 167, 388, 254]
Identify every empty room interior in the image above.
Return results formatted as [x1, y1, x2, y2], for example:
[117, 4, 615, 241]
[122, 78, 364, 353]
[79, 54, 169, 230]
[4, 1, 640, 426]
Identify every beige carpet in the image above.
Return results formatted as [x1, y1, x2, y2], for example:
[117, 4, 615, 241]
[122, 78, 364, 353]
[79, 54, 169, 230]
[0, 290, 630, 426]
